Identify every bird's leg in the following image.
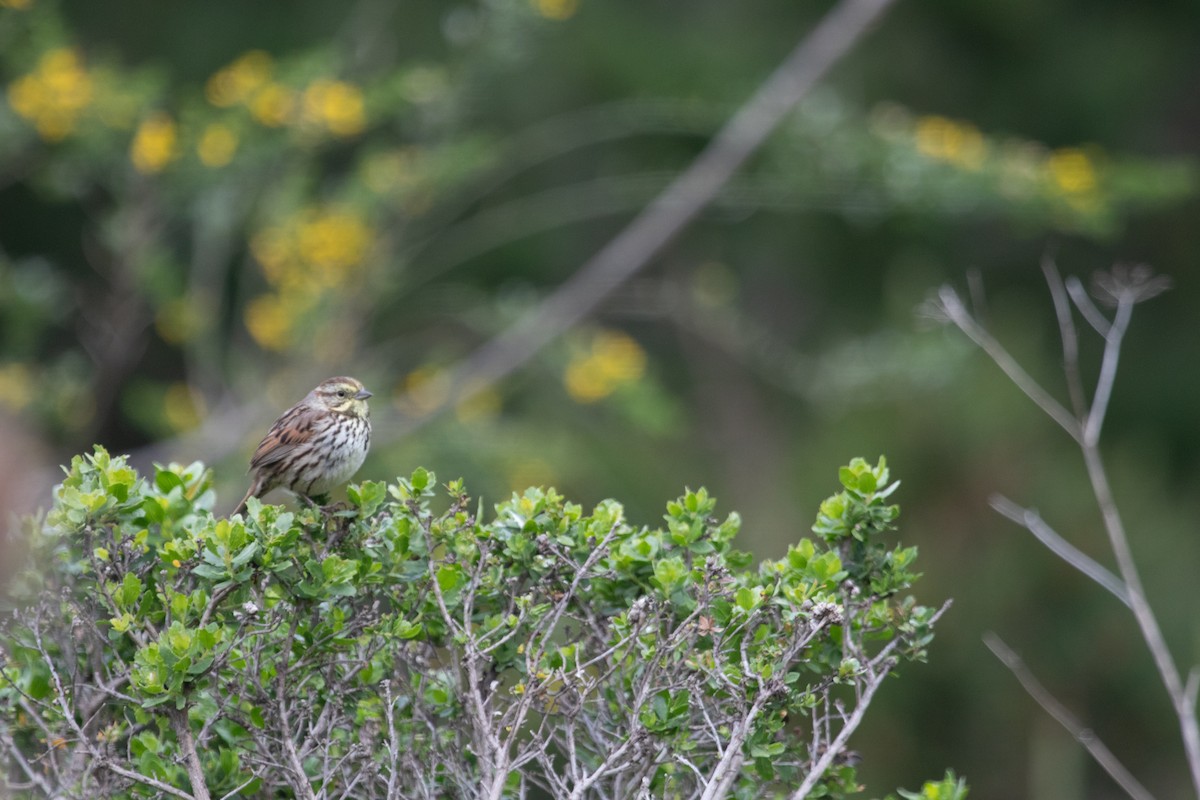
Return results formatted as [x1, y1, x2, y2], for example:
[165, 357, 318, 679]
[298, 492, 330, 510]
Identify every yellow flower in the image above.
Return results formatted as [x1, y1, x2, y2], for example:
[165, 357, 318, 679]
[249, 82, 295, 127]
[6, 48, 94, 141]
[163, 382, 205, 432]
[302, 79, 366, 137]
[244, 294, 294, 351]
[563, 330, 646, 403]
[564, 360, 609, 403]
[1047, 148, 1097, 194]
[197, 123, 238, 167]
[295, 210, 373, 285]
[0, 0, 33, 9]
[0, 363, 34, 411]
[205, 50, 273, 108]
[130, 113, 178, 174]
[532, 0, 579, 20]
[914, 115, 986, 171]
[591, 330, 646, 382]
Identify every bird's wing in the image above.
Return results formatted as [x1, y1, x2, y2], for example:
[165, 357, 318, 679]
[249, 403, 320, 470]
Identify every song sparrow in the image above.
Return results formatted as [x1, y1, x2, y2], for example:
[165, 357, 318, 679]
[233, 376, 373, 516]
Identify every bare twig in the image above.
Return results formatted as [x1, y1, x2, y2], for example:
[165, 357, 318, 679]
[936, 286, 1081, 441]
[217, 777, 260, 800]
[789, 599, 953, 799]
[170, 707, 214, 800]
[983, 633, 1155, 800]
[1041, 256, 1087, 419]
[1065, 276, 1111, 337]
[989, 494, 1129, 608]
[198, 581, 240, 628]
[947, 265, 1200, 795]
[1080, 443, 1200, 793]
[1083, 295, 1132, 447]
[100, 758, 199, 800]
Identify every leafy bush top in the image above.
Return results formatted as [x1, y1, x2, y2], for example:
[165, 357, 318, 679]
[1, 449, 951, 799]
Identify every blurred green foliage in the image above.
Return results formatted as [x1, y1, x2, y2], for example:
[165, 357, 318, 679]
[0, 0, 1193, 454]
[2, 0, 1199, 796]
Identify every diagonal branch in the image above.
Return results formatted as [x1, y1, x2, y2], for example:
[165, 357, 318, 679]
[936, 286, 1082, 442]
[390, 0, 899, 438]
[1065, 276, 1111, 337]
[984, 632, 1155, 800]
[989, 494, 1129, 608]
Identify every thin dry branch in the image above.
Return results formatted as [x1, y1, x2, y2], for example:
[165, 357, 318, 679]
[989, 494, 1129, 608]
[1041, 256, 1087, 419]
[984, 633, 1154, 800]
[788, 600, 952, 800]
[947, 265, 1200, 796]
[936, 285, 1081, 441]
[170, 707, 213, 800]
[386, 0, 898, 440]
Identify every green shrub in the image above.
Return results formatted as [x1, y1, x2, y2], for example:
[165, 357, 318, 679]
[0, 448, 952, 799]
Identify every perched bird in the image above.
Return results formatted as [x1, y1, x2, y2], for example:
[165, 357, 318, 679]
[233, 376, 373, 516]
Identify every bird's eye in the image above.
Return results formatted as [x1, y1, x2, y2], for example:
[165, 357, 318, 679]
[337, 390, 347, 398]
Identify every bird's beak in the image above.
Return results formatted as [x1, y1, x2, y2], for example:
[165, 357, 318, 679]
[355, 388, 373, 400]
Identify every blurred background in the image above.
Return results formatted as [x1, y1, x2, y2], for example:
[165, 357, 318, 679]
[2, 0, 1199, 796]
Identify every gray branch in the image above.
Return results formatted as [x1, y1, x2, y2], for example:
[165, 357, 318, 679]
[984, 633, 1154, 800]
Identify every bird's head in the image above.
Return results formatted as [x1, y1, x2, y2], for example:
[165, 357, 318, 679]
[313, 376, 372, 419]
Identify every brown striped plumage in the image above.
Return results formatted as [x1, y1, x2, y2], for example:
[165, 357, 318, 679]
[232, 377, 373, 516]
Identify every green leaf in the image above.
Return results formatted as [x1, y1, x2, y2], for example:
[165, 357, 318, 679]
[394, 619, 424, 639]
[192, 563, 227, 580]
[120, 573, 143, 608]
[154, 467, 185, 494]
[249, 706, 266, 729]
[838, 466, 856, 490]
[411, 467, 430, 492]
[735, 586, 762, 612]
[787, 539, 815, 570]
[749, 741, 785, 758]
[436, 563, 464, 593]
[652, 556, 686, 593]
[350, 480, 387, 515]
[230, 542, 260, 569]
[809, 551, 845, 583]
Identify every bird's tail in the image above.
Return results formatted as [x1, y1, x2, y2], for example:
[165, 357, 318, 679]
[232, 476, 264, 517]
